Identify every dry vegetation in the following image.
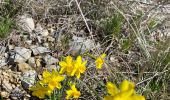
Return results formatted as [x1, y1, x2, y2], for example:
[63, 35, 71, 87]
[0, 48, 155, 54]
[0, 0, 170, 100]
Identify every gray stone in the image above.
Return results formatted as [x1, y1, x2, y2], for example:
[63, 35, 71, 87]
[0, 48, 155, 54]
[10, 47, 31, 63]
[31, 46, 50, 55]
[0, 46, 6, 53]
[8, 45, 14, 50]
[25, 40, 32, 45]
[41, 29, 49, 37]
[0, 56, 7, 67]
[69, 36, 98, 53]
[47, 36, 55, 42]
[44, 55, 58, 65]
[43, 43, 49, 47]
[20, 70, 37, 89]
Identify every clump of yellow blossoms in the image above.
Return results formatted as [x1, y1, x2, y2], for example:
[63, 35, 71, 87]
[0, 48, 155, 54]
[59, 56, 87, 79]
[95, 53, 106, 69]
[66, 84, 81, 99]
[104, 80, 145, 100]
[29, 55, 146, 100]
[40, 70, 65, 90]
[29, 70, 64, 99]
[29, 83, 52, 99]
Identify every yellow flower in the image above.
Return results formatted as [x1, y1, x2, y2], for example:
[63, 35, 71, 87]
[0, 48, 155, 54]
[66, 84, 81, 99]
[104, 80, 145, 100]
[59, 56, 74, 76]
[40, 69, 64, 90]
[95, 54, 106, 69]
[29, 83, 52, 99]
[71, 56, 87, 79]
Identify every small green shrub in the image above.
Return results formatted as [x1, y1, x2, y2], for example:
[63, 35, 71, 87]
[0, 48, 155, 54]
[0, 0, 22, 38]
[0, 17, 14, 38]
[100, 12, 124, 38]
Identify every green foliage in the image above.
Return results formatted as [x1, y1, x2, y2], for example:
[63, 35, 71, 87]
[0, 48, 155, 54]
[121, 39, 132, 52]
[0, 0, 22, 38]
[100, 12, 124, 38]
[0, 17, 15, 38]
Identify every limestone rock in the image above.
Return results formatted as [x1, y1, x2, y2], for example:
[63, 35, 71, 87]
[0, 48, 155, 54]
[69, 36, 98, 53]
[20, 70, 37, 89]
[31, 46, 50, 55]
[44, 55, 58, 65]
[10, 47, 31, 63]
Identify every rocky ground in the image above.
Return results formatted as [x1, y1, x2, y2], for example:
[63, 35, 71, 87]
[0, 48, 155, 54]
[0, 0, 170, 100]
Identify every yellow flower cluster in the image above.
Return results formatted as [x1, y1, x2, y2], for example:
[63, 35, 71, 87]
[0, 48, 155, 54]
[29, 55, 145, 100]
[29, 70, 64, 99]
[29, 69, 81, 99]
[59, 56, 87, 79]
[104, 80, 145, 100]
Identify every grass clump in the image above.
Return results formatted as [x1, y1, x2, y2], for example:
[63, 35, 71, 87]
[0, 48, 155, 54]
[0, 17, 14, 38]
[0, 0, 22, 38]
[100, 12, 124, 38]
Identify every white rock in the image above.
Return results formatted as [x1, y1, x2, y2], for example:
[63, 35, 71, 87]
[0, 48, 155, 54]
[18, 14, 35, 33]
[8, 45, 14, 50]
[47, 36, 55, 42]
[41, 29, 49, 37]
[44, 55, 58, 65]
[31, 46, 50, 55]
[69, 36, 98, 53]
[43, 43, 49, 47]
[10, 47, 32, 63]
[0, 46, 6, 53]
[35, 23, 43, 33]
[25, 40, 32, 45]
[20, 70, 37, 89]
[0, 57, 7, 67]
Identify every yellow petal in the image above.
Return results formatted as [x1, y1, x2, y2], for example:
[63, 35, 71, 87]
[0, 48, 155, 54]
[120, 80, 135, 92]
[79, 65, 86, 73]
[71, 68, 77, 76]
[118, 89, 134, 98]
[42, 70, 51, 78]
[59, 61, 67, 67]
[66, 56, 73, 64]
[66, 90, 74, 99]
[96, 63, 102, 69]
[104, 96, 114, 100]
[55, 76, 64, 82]
[76, 56, 82, 65]
[59, 66, 66, 74]
[106, 82, 118, 96]
[71, 84, 76, 90]
[73, 91, 81, 98]
[101, 53, 106, 58]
